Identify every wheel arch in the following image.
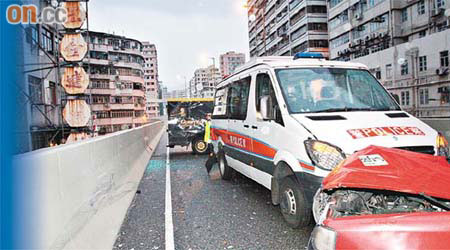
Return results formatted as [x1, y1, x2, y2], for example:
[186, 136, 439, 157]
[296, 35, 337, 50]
[271, 150, 302, 205]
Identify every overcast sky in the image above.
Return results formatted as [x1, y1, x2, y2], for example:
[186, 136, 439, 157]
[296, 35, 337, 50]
[89, 0, 250, 91]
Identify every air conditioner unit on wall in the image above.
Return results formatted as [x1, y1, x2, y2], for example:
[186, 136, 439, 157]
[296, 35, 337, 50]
[432, 8, 445, 17]
[43, 79, 52, 105]
[436, 67, 449, 76]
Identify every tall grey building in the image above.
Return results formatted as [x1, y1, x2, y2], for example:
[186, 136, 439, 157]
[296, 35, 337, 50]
[328, 0, 450, 118]
[190, 65, 220, 98]
[142, 42, 160, 118]
[247, 0, 329, 58]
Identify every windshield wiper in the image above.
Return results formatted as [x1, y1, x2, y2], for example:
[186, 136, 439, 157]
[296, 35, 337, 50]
[376, 107, 402, 111]
[419, 192, 450, 211]
[314, 107, 377, 113]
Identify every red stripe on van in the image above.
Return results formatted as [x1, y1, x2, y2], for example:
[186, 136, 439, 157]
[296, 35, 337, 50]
[252, 140, 277, 159]
[211, 128, 276, 159]
[300, 162, 315, 171]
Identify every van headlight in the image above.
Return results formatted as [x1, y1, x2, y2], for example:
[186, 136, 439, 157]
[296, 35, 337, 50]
[304, 140, 346, 171]
[436, 133, 449, 159]
[309, 225, 337, 250]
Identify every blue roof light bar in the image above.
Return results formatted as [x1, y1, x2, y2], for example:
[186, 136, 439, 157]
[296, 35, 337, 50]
[293, 52, 325, 60]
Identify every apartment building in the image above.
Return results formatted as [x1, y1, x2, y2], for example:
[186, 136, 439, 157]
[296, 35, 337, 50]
[17, 1, 66, 153]
[86, 31, 147, 134]
[142, 42, 160, 118]
[327, 0, 450, 118]
[190, 65, 221, 98]
[219, 51, 246, 76]
[247, 0, 329, 58]
[167, 90, 188, 99]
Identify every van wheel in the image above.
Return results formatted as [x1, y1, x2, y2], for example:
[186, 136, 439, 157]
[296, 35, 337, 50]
[279, 176, 311, 228]
[192, 137, 209, 155]
[218, 151, 233, 180]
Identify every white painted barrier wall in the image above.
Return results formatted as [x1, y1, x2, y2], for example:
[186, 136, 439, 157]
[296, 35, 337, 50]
[13, 121, 166, 250]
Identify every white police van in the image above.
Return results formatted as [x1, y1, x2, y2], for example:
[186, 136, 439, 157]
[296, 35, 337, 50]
[209, 52, 449, 228]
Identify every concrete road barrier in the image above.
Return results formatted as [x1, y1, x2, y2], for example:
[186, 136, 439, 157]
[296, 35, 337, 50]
[13, 121, 166, 250]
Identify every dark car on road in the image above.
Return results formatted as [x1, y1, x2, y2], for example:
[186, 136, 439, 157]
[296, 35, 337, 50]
[167, 98, 213, 154]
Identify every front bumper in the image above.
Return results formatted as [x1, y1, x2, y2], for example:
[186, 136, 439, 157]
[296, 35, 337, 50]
[310, 212, 450, 250]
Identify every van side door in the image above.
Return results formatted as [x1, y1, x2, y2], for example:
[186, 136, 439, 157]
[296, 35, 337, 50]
[246, 72, 284, 177]
[223, 77, 252, 165]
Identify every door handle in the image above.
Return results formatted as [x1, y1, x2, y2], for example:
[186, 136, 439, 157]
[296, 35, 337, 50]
[251, 126, 258, 129]
[244, 125, 249, 128]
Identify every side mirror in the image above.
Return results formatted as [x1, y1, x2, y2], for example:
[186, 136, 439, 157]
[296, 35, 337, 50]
[260, 95, 274, 120]
[392, 93, 400, 104]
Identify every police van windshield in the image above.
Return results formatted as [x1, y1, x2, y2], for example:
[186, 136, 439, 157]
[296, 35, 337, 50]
[275, 68, 401, 114]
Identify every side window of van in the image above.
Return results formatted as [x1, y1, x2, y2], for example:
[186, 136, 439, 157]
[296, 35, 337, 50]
[227, 77, 251, 120]
[256, 73, 284, 125]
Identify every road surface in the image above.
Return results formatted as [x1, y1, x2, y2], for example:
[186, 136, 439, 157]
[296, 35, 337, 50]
[113, 134, 314, 250]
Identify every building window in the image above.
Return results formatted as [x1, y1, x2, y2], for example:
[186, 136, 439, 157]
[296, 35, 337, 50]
[436, 0, 446, 8]
[386, 64, 392, 78]
[439, 87, 450, 104]
[371, 68, 382, 79]
[41, 27, 54, 53]
[309, 40, 329, 48]
[401, 9, 408, 22]
[417, 0, 425, 15]
[308, 23, 328, 31]
[419, 88, 429, 105]
[401, 91, 410, 105]
[419, 56, 427, 71]
[376, 71, 381, 79]
[329, 0, 343, 9]
[25, 25, 39, 53]
[48, 82, 57, 105]
[95, 111, 110, 119]
[440, 50, 449, 67]
[419, 30, 426, 37]
[401, 60, 409, 75]
[28, 75, 42, 103]
[330, 32, 350, 49]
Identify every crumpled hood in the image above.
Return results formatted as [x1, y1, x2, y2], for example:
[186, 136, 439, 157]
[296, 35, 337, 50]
[292, 112, 437, 154]
[322, 145, 450, 200]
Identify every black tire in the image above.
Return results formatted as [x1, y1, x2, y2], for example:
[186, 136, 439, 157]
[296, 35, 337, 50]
[279, 176, 312, 228]
[218, 150, 233, 180]
[192, 137, 209, 155]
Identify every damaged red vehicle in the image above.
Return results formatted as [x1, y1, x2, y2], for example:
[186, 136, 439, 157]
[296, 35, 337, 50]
[309, 145, 450, 250]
